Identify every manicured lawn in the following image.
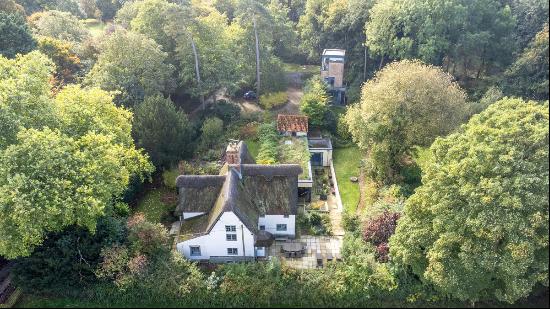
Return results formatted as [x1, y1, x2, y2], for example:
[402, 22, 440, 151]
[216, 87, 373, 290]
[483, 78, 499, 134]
[333, 146, 361, 214]
[135, 187, 177, 224]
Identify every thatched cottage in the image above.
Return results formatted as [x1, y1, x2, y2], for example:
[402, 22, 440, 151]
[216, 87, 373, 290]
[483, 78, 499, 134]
[174, 141, 302, 262]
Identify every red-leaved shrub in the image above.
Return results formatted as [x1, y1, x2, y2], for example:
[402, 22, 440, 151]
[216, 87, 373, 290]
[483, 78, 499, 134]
[363, 211, 400, 262]
[375, 243, 390, 262]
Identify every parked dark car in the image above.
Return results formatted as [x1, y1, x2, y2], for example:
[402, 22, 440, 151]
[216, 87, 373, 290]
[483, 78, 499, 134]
[243, 91, 257, 100]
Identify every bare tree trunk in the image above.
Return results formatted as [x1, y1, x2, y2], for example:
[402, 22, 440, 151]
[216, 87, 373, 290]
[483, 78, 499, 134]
[253, 16, 261, 104]
[476, 48, 487, 79]
[378, 55, 384, 70]
[363, 45, 368, 82]
[190, 36, 205, 109]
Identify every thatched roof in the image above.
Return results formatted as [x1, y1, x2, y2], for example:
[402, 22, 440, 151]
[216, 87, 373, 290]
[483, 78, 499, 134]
[175, 175, 226, 188]
[237, 166, 300, 215]
[204, 165, 301, 234]
[174, 175, 225, 214]
[175, 148, 302, 240]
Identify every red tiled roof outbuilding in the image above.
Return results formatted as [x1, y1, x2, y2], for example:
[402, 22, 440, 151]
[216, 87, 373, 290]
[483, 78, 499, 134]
[277, 114, 309, 133]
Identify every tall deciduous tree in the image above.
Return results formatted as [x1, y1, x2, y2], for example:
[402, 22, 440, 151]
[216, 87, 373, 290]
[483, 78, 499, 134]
[37, 37, 82, 88]
[167, 2, 214, 108]
[13, 0, 46, 14]
[79, 0, 99, 19]
[510, 0, 549, 50]
[95, 0, 120, 21]
[0, 12, 37, 58]
[132, 95, 193, 168]
[0, 0, 25, 15]
[502, 24, 549, 101]
[300, 77, 329, 127]
[49, 0, 83, 17]
[390, 98, 549, 304]
[30, 10, 90, 43]
[0, 51, 56, 149]
[54, 85, 134, 145]
[125, 0, 179, 55]
[345, 60, 468, 182]
[0, 128, 152, 258]
[236, 0, 268, 102]
[86, 30, 175, 107]
[366, 0, 516, 80]
[297, 0, 375, 101]
[1, 54, 153, 258]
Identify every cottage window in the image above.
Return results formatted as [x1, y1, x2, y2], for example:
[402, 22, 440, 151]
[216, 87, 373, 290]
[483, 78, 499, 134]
[190, 246, 201, 256]
[227, 248, 238, 255]
[225, 225, 236, 232]
[259, 225, 265, 231]
[283, 215, 289, 218]
[276, 224, 287, 232]
[226, 234, 237, 241]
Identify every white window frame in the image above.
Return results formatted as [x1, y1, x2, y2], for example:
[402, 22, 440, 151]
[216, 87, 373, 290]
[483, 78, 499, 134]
[227, 248, 238, 255]
[225, 225, 236, 232]
[276, 224, 287, 232]
[190, 246, 201, 256]
[226, 233, 237, 241]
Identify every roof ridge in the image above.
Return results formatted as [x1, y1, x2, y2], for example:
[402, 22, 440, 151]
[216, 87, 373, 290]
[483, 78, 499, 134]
[176, 174, 226, 188]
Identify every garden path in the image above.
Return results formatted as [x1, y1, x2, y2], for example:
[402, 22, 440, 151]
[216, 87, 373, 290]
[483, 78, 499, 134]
[273, 72, 305, 115]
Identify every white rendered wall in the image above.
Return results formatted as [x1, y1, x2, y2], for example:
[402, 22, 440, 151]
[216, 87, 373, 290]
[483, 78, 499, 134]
[258, 215, 295, 238]
[177, 212, 255, 260]
[182, 212, 205, 220]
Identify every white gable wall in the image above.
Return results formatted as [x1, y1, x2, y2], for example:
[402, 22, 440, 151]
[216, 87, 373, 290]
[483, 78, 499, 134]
[182, 212, 205, 220]
[177, 212, 255, 260]
[258, 215, 296, 238]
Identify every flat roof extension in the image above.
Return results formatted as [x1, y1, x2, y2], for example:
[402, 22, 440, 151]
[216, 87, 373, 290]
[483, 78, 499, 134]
[322, 49, 346, 56]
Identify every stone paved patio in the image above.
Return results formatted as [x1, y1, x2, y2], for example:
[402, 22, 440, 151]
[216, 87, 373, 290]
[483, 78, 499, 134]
[268, 236, 344, 269]
[268, 162, 346, 269]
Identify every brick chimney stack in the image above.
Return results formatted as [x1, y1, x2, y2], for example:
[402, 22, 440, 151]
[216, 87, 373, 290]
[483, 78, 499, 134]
[226, 140, 241, 165]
